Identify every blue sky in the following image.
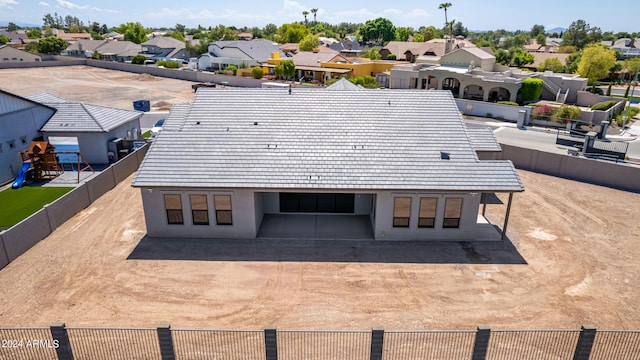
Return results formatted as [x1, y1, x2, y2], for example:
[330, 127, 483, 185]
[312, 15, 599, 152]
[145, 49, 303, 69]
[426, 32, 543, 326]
[1, 0, 638, 33]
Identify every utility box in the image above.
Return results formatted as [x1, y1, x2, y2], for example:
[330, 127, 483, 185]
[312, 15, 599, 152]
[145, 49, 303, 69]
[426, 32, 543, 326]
[133, 100, 151, 112]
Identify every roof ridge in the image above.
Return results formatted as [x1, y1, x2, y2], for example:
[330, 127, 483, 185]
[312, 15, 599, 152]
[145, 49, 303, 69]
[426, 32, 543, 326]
[81, 103, 107, 132]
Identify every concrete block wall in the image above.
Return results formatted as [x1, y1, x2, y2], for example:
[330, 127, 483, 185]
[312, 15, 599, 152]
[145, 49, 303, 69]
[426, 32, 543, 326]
[112, 151, 140, 184]
[44, 184, 91, 230]
[86, 167, 116, 202]
[1, 210, 52, 262]
[455, 99, 531, 123]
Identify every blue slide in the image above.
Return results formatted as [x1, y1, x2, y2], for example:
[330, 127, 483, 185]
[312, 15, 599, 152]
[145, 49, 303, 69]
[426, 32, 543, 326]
[11, 162, 31, 189]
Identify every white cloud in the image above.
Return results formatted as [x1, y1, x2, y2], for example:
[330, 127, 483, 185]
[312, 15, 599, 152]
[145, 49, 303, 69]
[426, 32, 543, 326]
[0, 0, 18, 10]
[91, 6, 118, 13]
[56, 0, 87, 10]
[405, 9, 431, 19]
[382, 8, 403, 16]
[38, 1, 49, 7]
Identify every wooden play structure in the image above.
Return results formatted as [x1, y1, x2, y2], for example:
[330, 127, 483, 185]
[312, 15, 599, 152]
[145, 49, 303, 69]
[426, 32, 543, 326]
[20, 141, 94, 184]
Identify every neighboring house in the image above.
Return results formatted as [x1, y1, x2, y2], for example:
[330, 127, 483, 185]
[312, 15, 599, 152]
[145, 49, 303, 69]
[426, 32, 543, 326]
[381, 39, 475, 63]
[132, 88, 523, 241]
[390, 47, 587, 104]
[0, 30, 28, 47]
[329, 37, 363, 57]
[26, 92, 142, 164]
[524, 52, 570, 71]
[198, 39, 283, 70]
[289, 50, 348, 82]
[105, 32, 124, 41]
[601, 38, 640, 58]
[0, 90, 56, 185]
[95, 40, 143, 62]
[63, 40, 108, 57]
[56, 32, 92, 41]
[141, 36, 189, 61]
[0, 45, 41, 63]
[237, 32, 253, 41]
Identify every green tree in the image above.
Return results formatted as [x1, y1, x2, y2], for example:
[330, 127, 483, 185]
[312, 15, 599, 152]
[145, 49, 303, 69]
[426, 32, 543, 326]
[565, 51, 582, 73]
[530, 24, 545, 38]
[350, 75, 377, 88]
[25, 42, 39, 53]
[577, 44, 617, 86]
[166, 31, 185, 42]
[36, 36, 67, 54]
[0, 35, 9, 44]
[302, 11, 309, 27]
[361, 47, 382, 60]
[535, 33, 546, 46]
[263, 23, 278, 39]
[494, 48, 510, 65]
[395, 27, 414, 42]
[226, 65, 237, 75]
[7, 22, 19, 31]
[275, 60, 295, 80]
[624, 58, 640, 79]
[118, 22, 147, 44]
[438, 2, 452, 37]
[359, 17, 395, 44]
[537, 58, 566, 73]
[250, 66, 264, 79]
[26, 29, 42, 39]
[412, 34, 424, 42]
[175, 23, 185, 34]
[310, 8, 318, 28]
[452, 21, 468, 37]
[299, 34, 320, 51]
[276, 23, 309, 43]
[511, 48, 534, 67]
[520, 78, 544, 102]
[131, 55, 146, 64]
[558, 45, 577, 54]
[562, 19, 601, 49]
[419, 26, 438, 42]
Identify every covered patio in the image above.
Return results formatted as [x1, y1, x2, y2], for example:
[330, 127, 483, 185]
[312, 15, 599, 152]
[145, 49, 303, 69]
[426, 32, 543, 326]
[257, 214, 374, 240]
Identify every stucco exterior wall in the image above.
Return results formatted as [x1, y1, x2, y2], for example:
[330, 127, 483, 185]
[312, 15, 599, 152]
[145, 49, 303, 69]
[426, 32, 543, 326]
[140, 189, 257, 238]
[372, 191, 494, 241]
[0, 106, 54, 184]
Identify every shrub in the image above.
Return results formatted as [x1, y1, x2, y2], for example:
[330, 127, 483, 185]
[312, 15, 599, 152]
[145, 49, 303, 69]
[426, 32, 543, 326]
[591, 100, 617, 111]
[497, 101, 519, 106]
[520, 78, 544, 102]
[531, 104, 556, 120]
[349, 75, 377, 89]
[551, 105, 581, 124]
[157, 60, 179, 68]
[250, 67, 264, 79]
[131, 55, 146, 65]
[615, 106, 640, 126]
[226, 65, 238, 75]
[387, 54, 397, 60]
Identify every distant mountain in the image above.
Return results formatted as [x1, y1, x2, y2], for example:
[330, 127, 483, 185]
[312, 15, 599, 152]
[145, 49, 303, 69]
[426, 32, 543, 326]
[0, 21, 40, 28]
[547, 27, 566, 35]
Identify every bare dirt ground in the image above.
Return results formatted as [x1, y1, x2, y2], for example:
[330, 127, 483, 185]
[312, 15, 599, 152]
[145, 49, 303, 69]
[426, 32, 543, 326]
[0, 171, 639, 330]
[0, 66, 195, 109]
[0, 66, 639, 330]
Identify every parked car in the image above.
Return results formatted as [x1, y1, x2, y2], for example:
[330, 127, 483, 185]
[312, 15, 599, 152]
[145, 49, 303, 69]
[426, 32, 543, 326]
[150, 118, 165, 137]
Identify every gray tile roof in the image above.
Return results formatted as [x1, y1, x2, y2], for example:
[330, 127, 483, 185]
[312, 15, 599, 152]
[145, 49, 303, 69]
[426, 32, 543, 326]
[134, 89, 523, 192]
[326, 78, 362, 91]
[466, 127, 502, 151]
[96, 40, 142, 57]
[210, 39, 282, 62]
[27, 93, 141, 133]
[142, 36, 185, 49]
[162, 104, 191, 132]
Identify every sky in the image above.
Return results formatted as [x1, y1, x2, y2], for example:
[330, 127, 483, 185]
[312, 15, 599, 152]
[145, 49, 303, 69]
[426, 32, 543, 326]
[1, 0, 638, 33]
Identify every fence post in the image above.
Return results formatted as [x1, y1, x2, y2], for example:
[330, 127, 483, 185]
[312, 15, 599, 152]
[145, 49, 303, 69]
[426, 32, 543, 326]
[472, 326, 491, 360]
[157, 324, 175, 360]
[264, 326, 277, 360]
[573, 325, 597, 360]
[370, 327, 384, 360]
[50, 322, 73, 360]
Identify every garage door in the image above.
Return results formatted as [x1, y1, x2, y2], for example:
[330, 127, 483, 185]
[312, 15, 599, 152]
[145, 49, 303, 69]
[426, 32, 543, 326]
[280, 193, 355, 213]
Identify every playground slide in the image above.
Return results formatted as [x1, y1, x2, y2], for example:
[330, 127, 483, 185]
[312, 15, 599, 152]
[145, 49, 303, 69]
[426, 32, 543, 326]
[11, 162, 31, 189]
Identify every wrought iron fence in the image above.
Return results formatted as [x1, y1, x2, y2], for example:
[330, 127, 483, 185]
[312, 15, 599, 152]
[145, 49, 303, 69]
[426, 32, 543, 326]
[0, 327, 58, 360]
[66, 327, 160, 360]
[277, 330, 371, 360]
[590, 330, 640, 360]
[383, 330, 476, 360]
[172, 329, 264, 360]
[485, 329, 580, 360]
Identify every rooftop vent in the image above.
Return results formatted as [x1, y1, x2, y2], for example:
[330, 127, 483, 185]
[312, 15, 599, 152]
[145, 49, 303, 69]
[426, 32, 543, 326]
[254, 122, 258, 126]
[440, 152, 450, 160]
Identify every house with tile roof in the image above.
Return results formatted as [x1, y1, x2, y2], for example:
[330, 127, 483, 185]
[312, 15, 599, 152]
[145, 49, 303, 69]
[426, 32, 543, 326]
[26, 92, 142, 164]
[0, 45, 41, 63]
[133, 88, 523, 241]
[141, 36, 189, 61]
[0, 90, 56, 185]
[198, 39, 284, 70]
[95, 40, 143, 62]
[63, 39, 108, 57]
[601, 38, 640, 58]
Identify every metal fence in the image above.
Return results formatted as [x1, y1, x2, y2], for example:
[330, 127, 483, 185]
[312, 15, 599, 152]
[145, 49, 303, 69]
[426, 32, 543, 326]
[66, 327, 160, 360]
[486, 329, 580, 360]
[277, 330, 371, 360]
[590, 330, 640, 360]
[172, 329, 264, 360]
[0, 324, 637, 360]
[384, 330, 476, 360]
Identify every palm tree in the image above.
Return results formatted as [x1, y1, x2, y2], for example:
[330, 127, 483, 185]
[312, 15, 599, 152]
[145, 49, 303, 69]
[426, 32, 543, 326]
[302, 11, 309, 27]
[310, 8, 318, 33]
[438, 3, 452, 37]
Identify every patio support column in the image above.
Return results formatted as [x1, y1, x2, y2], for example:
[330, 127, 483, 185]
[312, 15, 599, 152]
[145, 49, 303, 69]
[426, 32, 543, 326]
[501, 192, 513, 240]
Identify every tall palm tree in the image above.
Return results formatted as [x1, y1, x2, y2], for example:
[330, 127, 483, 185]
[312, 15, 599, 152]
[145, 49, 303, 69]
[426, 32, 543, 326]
[302, 11, 309, 27]
[310, 8, 318, 33]
[438, 3, 452, 37]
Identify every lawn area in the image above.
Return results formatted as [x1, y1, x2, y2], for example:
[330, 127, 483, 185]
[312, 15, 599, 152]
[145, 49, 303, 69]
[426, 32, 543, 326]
[0, 186, 74, 230]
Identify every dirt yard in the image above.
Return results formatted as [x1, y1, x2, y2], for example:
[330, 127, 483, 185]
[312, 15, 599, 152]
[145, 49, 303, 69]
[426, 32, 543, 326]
[0, 66, 195, 109]
[0, 66, 639, 330]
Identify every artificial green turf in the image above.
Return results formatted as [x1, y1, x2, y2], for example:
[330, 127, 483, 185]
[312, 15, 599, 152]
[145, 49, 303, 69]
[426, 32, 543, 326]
[0, 186, 74, 230]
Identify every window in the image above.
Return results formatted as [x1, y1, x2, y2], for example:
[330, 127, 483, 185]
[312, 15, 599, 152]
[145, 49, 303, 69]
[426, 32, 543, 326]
[164, 194, 183, 225]
[393, 197, 411, 227]
[190, 194, 209, 225]
[443, 198, 463, 228]
[214, 195, 232, 225]
[418, 198, 437, 228]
